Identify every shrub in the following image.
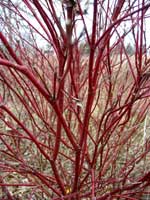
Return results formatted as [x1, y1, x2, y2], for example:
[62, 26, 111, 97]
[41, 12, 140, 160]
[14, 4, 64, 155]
[0, 0, 150, 199]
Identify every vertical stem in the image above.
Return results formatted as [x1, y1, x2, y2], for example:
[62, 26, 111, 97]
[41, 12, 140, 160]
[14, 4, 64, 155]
[73, 0, 98, 193]
[53, 56, 65, 161]
[91, 168, 95, 199]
